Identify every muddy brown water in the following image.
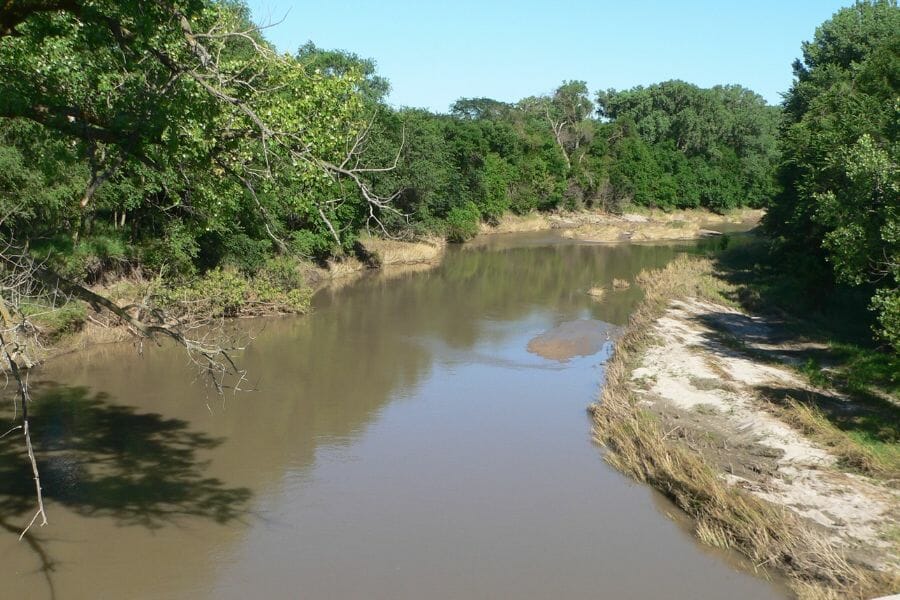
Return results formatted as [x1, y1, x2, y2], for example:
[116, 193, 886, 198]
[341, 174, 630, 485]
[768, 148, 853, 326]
[1, 232, 788, 599]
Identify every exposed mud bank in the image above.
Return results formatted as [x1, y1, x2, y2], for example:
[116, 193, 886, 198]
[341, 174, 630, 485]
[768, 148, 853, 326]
[28, 208, 762, 370]
[33, 209, 753, 366]
[24, 235, 447, 365]
[306, 235, 447, 287]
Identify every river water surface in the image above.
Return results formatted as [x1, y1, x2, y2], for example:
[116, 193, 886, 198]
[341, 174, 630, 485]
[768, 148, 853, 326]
[1, 232, 787, 599]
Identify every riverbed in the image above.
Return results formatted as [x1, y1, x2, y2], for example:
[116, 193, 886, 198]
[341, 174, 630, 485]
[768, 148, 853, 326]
[1, 231, 787, 599]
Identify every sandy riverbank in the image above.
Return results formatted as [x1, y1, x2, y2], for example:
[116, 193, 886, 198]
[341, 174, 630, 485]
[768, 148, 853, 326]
[590, 256, 899, 599]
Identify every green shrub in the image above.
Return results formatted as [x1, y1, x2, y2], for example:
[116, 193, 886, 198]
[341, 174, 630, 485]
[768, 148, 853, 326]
[163, 259, 311, 317]
[167, 267, 249, 317]
[477, 153, 511, 224]
[20, 300, 87, 336]
[258, 256, 305, 290]
[221, 233, 271, 275]
[140, 223, 199, 276]
[253, 279, 311, 313]
[871, 288, 900, 354]
[253, 256, 312, 313]
[290, 229, 334, 260]
[445, 202, 481, 242]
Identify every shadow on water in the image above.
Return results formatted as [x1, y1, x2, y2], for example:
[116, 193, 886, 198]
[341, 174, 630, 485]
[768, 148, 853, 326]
[0, 383, 252, 597]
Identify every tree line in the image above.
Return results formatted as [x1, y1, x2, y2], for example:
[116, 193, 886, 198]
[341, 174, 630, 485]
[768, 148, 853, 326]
[0, 1, 778, 273]
[0, 0, 895, 538]
[765, 0, 898, 351]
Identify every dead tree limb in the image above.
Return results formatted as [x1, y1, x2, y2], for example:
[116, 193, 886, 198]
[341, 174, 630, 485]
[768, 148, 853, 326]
[0, 303, 46, 539]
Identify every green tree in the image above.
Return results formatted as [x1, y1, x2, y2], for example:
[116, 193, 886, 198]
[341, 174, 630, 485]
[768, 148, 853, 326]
[296, 41, 391, 105]
[598, 81, 779, 210]
[766, 0, 899, 349]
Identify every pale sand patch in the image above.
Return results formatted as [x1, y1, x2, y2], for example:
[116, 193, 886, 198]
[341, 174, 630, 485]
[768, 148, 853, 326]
[472, 208, 762, 241]
[562, 221, 703, 243]
[556, 208, 763, 242]
[620, 213, 650, 223]
[561, 224, 625, 242]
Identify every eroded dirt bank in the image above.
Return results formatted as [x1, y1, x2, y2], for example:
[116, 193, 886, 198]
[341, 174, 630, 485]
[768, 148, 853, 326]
[591, 257, 899, 599]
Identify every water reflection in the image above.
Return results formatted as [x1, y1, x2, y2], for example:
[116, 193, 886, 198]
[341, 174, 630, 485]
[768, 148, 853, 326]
[0, 384, 253, 599]
[0, 384, 251, 525]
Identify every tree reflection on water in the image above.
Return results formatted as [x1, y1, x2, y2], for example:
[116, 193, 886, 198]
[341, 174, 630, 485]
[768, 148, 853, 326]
[0, 383, 252, 598]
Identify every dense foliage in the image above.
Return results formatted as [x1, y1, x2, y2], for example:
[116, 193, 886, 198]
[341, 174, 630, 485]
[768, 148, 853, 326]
[598, 82, 780, 211]
[0, 0, 780, 286]
[766, 0, 899, 350]
[0, 0, 383, 276]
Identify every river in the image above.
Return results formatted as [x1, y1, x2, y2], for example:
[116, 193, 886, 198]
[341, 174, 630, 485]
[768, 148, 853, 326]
[1, 231, 787, 599]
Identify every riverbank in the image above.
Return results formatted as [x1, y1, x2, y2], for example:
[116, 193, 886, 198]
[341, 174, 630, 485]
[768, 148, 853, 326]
[17, 234, 447, 364]
[3, 227, 792, 600]
[480, 207, 763, 241]
[590, 255, 899, 599]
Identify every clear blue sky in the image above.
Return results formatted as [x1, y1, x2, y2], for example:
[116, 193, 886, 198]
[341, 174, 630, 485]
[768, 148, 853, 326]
[246, 0, 850, 112]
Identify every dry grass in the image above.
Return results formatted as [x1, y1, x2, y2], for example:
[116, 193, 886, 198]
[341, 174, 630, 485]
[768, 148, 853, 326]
[561, 224, 626, 242]
[774, 399, 896, 479]
[563, 221, 704, 242]
[631, 222, 702, 241]
[590, 256, 897, 599]
[356, 235, 445, 266]
[612, 278, 631, 290]
[624, 207, 764, 225]
[324, 255, 367, 278]
[479, 213, 551, 233]
[551, 207, 763, 242]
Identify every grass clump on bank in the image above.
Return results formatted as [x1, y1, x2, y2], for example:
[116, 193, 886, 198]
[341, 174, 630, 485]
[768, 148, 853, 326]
[590, 255, 896, 599]
[19, 300, 87, 341]
[773, 399, 900, 479]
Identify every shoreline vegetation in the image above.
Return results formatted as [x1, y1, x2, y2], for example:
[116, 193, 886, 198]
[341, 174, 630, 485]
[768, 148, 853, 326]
[590, 253, 899, 600]
[28, 213, 898, 600]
